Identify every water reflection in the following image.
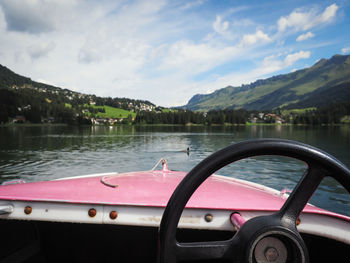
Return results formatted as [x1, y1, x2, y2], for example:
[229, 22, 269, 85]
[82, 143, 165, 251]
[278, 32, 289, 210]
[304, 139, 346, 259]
[0, 125, 349, 215]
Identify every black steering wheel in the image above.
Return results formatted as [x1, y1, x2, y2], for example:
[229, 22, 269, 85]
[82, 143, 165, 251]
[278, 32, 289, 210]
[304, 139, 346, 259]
[158, 139, 350, 263]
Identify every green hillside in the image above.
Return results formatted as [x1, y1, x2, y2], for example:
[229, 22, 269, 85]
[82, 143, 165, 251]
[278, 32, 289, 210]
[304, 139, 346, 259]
[185, 54, 350, 111]
[87, 105, 136, 118]
[0, 64, 154, 124]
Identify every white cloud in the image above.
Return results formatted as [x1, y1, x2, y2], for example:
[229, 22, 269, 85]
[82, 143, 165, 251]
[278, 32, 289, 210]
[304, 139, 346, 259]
[278, 3, 338, 32]
[278, 11, 310, 32]
[0, 0, 78, 34]
[157, 40, 239, 75]
[178, 0, 205, 11]
[261, 51, 310, 72]
[231, 18, 255, 28]
[240, 30, 271, 47]
[342, 47, 350, 54]
[0, 0, 161, 96]
[78, 47, 102, 64]
[284, 51, 311, 65]
[296, 31, 315, 42]
[27, 42, 55, 60]
[317, 4, 338, 24]
[213, 15, 229, 35]
[0, 5, 6, 31]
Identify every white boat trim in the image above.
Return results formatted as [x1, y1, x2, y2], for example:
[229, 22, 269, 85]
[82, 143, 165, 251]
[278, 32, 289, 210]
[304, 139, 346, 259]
[53, 172, 118, 181]
[1, 200, 349, 245]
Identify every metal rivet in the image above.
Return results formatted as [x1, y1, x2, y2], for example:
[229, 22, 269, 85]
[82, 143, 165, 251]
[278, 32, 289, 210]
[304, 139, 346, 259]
[88, 208, 97, 217]
[204, 213, 213, 222]
[110, 211, 118, 220]
[24, 206, 32, 215]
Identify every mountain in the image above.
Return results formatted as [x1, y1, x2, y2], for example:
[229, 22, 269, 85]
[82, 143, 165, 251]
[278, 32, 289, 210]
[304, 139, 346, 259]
[184, 54, 350, 111]
[0, 64, 156, 124]
[0, 64, 155, 110]
[0, 64, 63, 92]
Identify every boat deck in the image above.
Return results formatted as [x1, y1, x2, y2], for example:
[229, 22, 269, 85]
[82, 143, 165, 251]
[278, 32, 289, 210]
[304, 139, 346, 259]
[0, 170, 348, 221]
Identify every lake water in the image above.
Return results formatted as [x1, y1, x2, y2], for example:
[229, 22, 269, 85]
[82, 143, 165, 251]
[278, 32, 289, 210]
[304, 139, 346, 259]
[0, 125, 349, 216]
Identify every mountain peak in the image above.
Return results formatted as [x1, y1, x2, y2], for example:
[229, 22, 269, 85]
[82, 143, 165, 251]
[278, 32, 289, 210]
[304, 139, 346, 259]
[313, 58, 327, 67]
[325, 54, 348, 66]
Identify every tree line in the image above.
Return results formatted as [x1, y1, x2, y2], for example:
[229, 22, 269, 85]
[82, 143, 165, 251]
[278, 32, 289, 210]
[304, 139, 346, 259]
[0, 88, 75, 124]
[0, 86, 154, 124]
[135, 109, 248, 125]
[1, 87, 349, 126]
[134, 104, 350, 125]
[287, 102, 350, 125]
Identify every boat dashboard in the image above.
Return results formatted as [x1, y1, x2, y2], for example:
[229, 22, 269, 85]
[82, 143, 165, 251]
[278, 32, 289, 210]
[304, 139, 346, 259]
[1, 215, 349, 263]
[1, 139, 350, 262]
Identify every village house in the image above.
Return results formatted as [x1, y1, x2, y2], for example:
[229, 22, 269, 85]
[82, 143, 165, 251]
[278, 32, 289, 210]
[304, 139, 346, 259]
[13, 115, 26, 123]
[265, 113, 284, 124]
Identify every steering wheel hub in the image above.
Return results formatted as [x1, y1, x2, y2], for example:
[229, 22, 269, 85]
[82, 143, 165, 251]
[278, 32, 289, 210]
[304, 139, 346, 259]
[254, 236, 286, 263]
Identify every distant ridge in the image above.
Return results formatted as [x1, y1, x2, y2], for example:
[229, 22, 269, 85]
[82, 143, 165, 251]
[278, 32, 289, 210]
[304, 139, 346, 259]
[0, 63, 157, 124]
[0, 63, 156, 108]
[0, 64, 62, 91]
[184, 54, 350, 111]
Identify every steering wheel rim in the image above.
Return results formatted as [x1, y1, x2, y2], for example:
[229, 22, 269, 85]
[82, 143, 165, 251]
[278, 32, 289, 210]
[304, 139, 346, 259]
[158, 139, 350, 263]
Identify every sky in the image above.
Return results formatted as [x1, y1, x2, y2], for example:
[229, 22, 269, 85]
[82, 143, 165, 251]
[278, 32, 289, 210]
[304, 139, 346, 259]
[0, 0, 349, 107]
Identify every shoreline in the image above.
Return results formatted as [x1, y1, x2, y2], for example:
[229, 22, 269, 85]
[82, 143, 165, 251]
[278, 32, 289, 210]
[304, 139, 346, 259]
[1, 122, 349, 128]
[0, 123, 68, 127]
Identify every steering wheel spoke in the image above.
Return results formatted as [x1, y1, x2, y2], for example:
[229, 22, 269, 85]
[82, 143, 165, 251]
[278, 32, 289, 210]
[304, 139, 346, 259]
[278, 163, 326, 223]
[175, 239, 233, 261]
